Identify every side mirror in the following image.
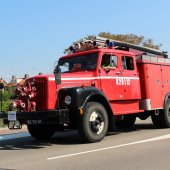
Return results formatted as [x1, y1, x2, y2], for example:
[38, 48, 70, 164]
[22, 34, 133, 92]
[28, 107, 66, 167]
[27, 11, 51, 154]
[0, 83, 4, 90]
[54, 65, 61, 85]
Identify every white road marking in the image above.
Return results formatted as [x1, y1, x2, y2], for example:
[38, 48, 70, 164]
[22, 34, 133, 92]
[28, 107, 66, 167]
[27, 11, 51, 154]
[0, 132, 30, 141]
[47, 134, 170, 160]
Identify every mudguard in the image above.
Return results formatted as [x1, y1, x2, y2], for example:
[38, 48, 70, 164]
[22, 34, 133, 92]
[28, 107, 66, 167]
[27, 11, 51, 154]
[58, 86, 110, 109]
[58, 86, 115, 131]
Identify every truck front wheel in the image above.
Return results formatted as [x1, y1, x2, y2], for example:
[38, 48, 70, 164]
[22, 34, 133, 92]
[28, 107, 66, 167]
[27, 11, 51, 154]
[27, 124, 56, 140]
[78, 102, 108, 143]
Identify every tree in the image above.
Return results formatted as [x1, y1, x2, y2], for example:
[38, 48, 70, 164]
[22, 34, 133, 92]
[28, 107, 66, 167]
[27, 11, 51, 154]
[98, 32, 145, 45]
[142, 38, 162, 50]
[99, 32, 162, 49]
[64, 32, 162, 53]
[0, 87, 14, 112]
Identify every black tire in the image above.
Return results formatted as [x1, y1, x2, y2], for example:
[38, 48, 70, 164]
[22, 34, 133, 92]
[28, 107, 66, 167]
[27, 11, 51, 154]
[78, 102, 109, 143]
[27, 124, 56, 140]
[8, 121, 15, 129]
[151, 99, 170, 128]
[151, 110, 162, 128]
[115, 114, 136, 128]
[15, 120, 22, 129]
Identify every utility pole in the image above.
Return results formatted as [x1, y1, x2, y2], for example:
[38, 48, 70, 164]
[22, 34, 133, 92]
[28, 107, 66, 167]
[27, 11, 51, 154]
[0, 82, 4, 112]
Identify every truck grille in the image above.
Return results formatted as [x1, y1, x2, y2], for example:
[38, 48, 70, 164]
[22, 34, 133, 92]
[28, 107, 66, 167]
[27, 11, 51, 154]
[35, 79, 47, 110]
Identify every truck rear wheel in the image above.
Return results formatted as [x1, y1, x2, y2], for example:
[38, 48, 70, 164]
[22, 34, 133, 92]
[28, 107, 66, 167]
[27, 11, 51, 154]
[115, 114, 136, 128]
[78, 102, 108, 143]
[151, 99, 170, 128]
[27, 124, 56, 140]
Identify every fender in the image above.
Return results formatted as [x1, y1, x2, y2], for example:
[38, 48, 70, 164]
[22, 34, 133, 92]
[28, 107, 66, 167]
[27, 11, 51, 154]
[58, 86, 114, 131]
[58, 86, 111, 109]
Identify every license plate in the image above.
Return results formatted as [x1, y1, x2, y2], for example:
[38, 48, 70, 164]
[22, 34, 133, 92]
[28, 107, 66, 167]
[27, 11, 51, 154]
[8, 111, 16, 121]
[27, 120, 42, 125]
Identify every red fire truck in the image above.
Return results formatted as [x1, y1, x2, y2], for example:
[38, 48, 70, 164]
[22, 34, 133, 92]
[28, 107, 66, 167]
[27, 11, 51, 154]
[4, 37, 170, 143]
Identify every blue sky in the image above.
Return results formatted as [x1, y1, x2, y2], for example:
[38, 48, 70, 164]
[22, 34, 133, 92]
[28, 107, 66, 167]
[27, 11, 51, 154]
[0, 0, 170, 81]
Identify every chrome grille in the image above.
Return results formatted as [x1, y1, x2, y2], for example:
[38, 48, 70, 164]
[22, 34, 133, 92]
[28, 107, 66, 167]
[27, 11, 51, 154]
[35, 79, 47, 110]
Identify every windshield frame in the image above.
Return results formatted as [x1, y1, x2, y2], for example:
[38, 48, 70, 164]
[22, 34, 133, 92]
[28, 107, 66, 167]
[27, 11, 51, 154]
[58, 52, 98, 73]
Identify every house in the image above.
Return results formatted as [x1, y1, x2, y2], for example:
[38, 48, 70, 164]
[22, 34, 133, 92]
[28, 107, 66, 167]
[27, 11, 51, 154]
[10, 74, 29, 86]
[2, 74, 30, 90]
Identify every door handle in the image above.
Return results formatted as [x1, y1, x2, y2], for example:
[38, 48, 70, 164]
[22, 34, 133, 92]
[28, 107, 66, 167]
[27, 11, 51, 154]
[116, 72, 121, 75]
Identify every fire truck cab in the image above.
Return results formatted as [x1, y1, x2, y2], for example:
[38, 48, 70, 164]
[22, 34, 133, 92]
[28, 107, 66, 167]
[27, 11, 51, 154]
[6, 37, 170, 143]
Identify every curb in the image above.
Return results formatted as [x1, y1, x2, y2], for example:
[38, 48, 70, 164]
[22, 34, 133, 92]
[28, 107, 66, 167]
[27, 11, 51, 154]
[0, 125, 27, 135]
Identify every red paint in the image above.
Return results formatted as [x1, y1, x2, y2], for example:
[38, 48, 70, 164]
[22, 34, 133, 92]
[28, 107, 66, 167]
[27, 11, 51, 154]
[13, 43, 170, 117]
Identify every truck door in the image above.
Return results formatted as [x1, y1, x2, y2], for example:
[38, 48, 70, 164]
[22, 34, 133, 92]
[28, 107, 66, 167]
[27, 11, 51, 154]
[99, 53, 121, 101]
[120, 55, 141, 100]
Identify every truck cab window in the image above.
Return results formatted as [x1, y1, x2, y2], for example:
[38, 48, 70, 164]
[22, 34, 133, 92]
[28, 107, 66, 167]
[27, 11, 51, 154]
[122, 56, 134, 70]
[101, 55, 117, 69]
[58, 53, 98, 73]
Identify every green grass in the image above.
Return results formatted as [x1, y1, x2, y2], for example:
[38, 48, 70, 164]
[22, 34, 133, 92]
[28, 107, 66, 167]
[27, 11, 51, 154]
[0, 119, 6, 127]
[0, 100, 10, 112]
[0, 100, 10, 127]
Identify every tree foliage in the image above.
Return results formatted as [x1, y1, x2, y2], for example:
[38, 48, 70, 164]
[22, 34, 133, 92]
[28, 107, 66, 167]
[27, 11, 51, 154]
[0, 86, 13, 100]
[0, 91, 11, 100]
[64, 32, 162, 53]
[98, 32, 144, 45]
[0, 87, 13, 112]
[142, 38, 162, 50]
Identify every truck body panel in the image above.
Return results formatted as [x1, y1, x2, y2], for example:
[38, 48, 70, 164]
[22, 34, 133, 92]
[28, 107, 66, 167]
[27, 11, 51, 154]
[137, 58, 170, 110]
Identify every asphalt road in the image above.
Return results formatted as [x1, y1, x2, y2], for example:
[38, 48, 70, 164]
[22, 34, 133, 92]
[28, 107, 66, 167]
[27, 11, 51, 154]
[0, 118, 170, 170]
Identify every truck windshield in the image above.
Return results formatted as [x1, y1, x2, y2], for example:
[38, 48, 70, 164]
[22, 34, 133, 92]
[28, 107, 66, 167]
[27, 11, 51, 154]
[58, 53, 98, 73]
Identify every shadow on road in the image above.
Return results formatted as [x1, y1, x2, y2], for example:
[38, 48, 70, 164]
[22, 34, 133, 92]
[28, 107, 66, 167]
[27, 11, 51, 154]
[108, 122, 155, 136]
[0, 130, 82, 151]
[0, 136, 52, 150]
[134, 123, 154, 129]
[0, 122, 155, 150]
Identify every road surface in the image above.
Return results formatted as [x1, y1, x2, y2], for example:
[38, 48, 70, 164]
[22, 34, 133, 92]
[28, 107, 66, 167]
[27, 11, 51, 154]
[0, 118, 170, 170]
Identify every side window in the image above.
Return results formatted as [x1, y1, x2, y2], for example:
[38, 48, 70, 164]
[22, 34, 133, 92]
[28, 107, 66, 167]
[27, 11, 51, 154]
[101, 54, 118, 68]
[122, 56, 134, 70]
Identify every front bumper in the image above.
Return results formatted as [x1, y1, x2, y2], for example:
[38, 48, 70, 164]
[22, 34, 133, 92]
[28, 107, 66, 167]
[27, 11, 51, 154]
[0, 109, 69, 125]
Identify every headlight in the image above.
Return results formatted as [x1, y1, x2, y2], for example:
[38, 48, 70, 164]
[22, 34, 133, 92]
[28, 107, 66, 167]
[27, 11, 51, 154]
[64, 95, 71, 105]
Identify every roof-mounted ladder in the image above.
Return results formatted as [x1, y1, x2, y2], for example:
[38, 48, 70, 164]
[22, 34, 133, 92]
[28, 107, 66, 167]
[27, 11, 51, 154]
[93, 36, 168, 58]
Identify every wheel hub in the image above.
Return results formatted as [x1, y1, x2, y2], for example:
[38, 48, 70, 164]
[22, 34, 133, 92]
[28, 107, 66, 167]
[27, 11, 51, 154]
[89, 111, 104, 134]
